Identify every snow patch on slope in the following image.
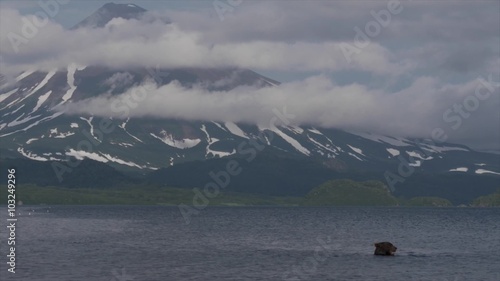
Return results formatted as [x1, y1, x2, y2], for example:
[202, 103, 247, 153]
[0, 98, 20, 111]
[11, 104, 25, 115]
[26, 138, 38, 144]
[450, 167, 468, 172]
[119, 118, 143, 143]
[424, 145, 469, 153]
[110, 141, 133, 147]
[15, 70, 35, 82]
[286, 125, 304, 134]
[224, 122, 248, 139]
[66, 149, 108, 162]
[256, 125, 271, 145]
[208, 149, 235, 158]
[269, 126, 310, 156]
[0, 112, 64, 137]
[308, 128, 323, 135]
[101, 153, 146, 169]
[349, 131, 411, 147]
[409, 160, 422, 167]
[61, 64, 86, 103]
[80, 116, 100, 142]
[19, 70, 57, 103]
[406, 151, 433, 160]
[31, 90, 52, 113]
[17, 147, 55, 161]
[307, 135, 337, 157]
[150, 130, 201, 149]
[0, 88, 18, 103]
[475, 169, 500, 176]
[212, 122, 227, 132]
[54, 131, 75, 138]
[8, 114, 41, 127]
[347, 145, 365, 156]
[348, 152, 364, 161]
[66, 149, 154, 169]
[386, 148, 400, 157]
[201, 124, 236, 158]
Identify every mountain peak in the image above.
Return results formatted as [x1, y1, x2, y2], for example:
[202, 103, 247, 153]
[72, 2, 147, 29]
[102, 2, 141, 9]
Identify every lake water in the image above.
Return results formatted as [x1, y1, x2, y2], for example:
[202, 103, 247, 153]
[0, 206, 499, 281]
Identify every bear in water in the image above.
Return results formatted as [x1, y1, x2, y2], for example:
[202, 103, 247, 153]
[374, 242, 397, 256]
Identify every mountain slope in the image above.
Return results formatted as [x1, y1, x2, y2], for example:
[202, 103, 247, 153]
[1, 72, 498, 176]
[71, 2, 148, 29]
[0, 2, 498, 201]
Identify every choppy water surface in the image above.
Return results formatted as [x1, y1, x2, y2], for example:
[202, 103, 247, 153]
[0, 206, 499, 280]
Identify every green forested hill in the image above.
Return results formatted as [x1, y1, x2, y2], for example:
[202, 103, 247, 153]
[303, 179, 399, 206]
[471, 190, 500, 207]
[398, 197, 452, 207]
[0, 181, 490, 207]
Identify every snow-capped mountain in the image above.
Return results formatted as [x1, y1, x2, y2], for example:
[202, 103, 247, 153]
[71, 2, 148, 29]
[1, 63, 498, 176]
[1, 3, 499, 189]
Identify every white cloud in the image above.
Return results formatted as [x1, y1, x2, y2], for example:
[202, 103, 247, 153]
[60, 75, 500, 149]
[0, 8, 410, 77]
[1, 1, 498, 150]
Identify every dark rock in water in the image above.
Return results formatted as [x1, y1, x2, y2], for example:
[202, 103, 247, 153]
[374, 242, 397, 256]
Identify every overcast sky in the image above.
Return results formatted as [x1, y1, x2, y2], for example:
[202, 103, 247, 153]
[0, 0, 499, 151]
